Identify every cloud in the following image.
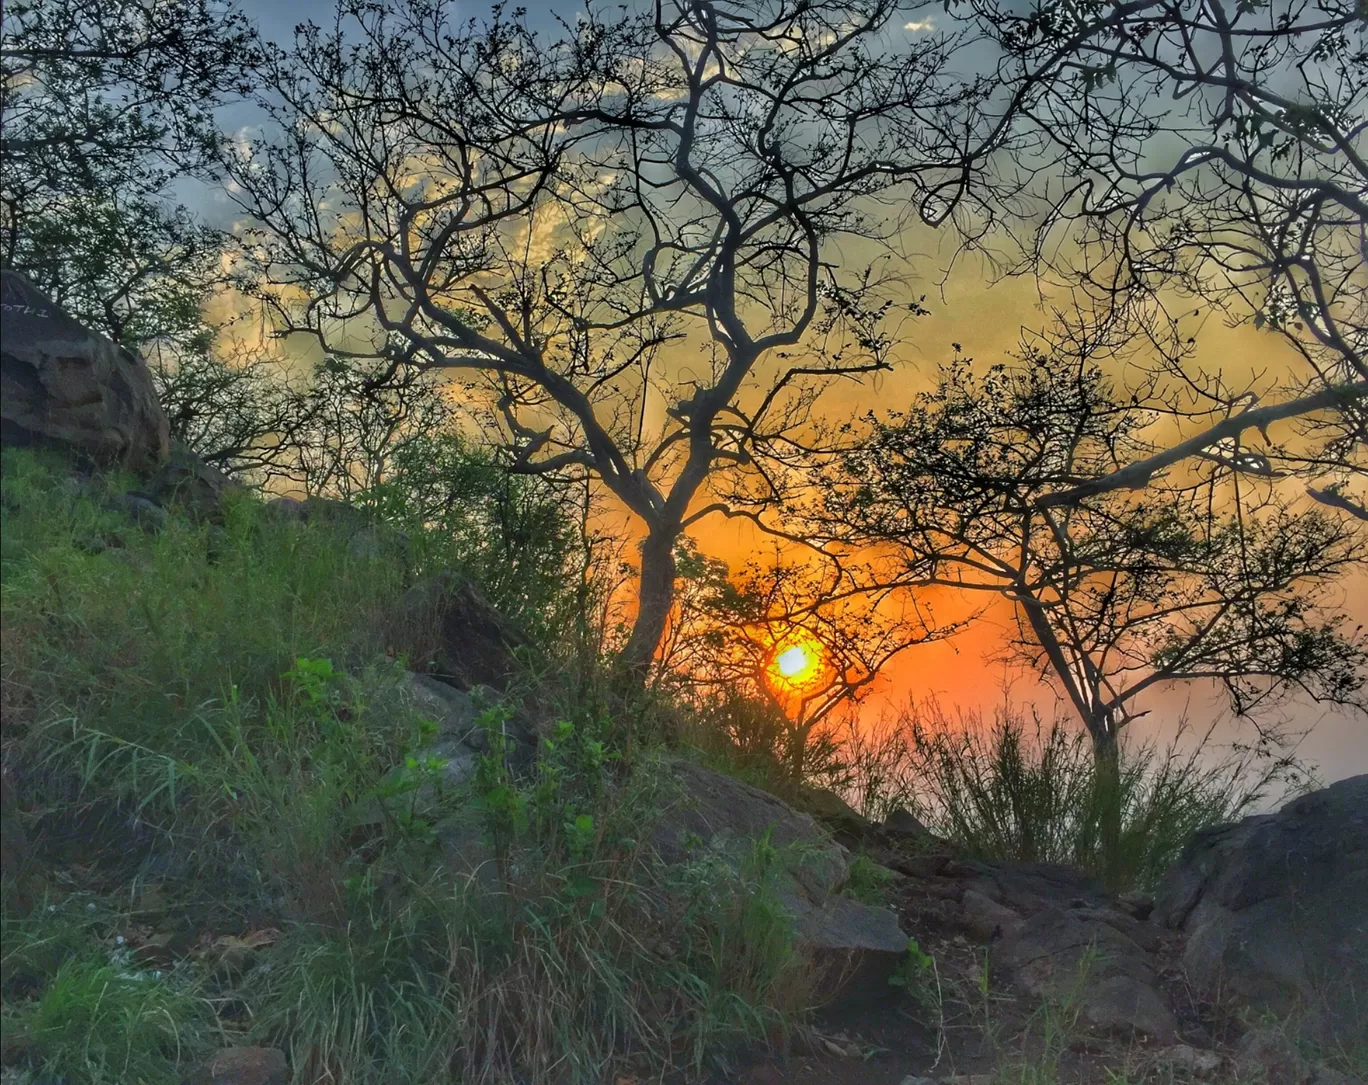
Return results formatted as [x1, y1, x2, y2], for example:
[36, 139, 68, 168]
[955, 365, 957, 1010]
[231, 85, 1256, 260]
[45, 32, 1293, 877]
[904, 18, 935, 32]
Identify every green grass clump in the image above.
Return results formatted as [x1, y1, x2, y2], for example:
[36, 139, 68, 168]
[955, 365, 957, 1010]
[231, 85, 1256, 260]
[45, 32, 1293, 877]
[8, 954, 214, 1085]
[836, 702, 1299, 891]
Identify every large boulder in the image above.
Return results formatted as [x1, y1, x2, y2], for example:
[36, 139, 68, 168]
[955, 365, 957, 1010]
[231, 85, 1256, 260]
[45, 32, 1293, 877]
[149, 440, 241, 520]
[265, 494, 409, 563]
[652, 758, 910, 1003]
[1, 271, 168, 469]
[885, 854, 1181, 1041]
[1154, 774, 1368, 1043]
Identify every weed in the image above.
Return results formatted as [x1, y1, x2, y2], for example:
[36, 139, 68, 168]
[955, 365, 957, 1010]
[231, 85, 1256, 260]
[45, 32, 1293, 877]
[5, 951, 214, 1085]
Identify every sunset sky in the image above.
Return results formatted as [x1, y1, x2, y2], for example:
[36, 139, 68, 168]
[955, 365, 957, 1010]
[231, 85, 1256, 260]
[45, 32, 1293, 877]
[224, 0, 1367, 784]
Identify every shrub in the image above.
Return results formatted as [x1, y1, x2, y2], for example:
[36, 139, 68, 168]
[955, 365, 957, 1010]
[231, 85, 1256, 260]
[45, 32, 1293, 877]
[835, 701, 1304, 891]
[243, 709, 805, 1085]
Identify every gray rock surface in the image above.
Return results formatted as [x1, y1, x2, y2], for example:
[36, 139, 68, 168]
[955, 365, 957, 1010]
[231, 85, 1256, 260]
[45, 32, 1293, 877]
[150, 441, 240, 519]
[995, 905, 1178, 1041]
[1151, 1043, 1224, 1079]
[884, 807, 931, 837]
[1232, 1028, 1310, 1085]
[191, 1046, 288, 1085]
[653, 758, 909, 1003]
[1155, 774, 1368, 1044]
[1, 271, 168, 469]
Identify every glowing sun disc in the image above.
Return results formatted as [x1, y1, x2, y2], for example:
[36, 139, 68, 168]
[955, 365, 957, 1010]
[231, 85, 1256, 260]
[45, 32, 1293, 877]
[775, 645, 813, 678]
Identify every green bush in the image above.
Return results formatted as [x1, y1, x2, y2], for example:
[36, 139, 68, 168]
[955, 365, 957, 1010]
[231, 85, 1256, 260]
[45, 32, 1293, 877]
[241, 705, 804, 1085]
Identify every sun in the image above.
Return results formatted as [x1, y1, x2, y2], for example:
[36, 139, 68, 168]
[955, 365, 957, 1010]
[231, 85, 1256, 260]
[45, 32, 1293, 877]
[775, 644, 813, 678]
[765, 631, 827, 693]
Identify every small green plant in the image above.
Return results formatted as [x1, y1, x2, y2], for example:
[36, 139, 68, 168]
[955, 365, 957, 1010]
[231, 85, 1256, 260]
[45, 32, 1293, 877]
[889, 936, 938, 1006]
[843, 854, 896, 906]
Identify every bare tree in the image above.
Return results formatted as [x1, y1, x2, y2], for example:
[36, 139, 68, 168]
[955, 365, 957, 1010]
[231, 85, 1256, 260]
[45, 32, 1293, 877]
[957, 0, 1367, 513]
[222, 0, 1016, 674]
[816, 345, 1368, 876]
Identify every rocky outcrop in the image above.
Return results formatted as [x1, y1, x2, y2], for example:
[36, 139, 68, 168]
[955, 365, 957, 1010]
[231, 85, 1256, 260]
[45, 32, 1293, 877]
[389, 571, 530, 692]
[995, 905, 1177, 1041]
[652, 758, 910, 1002]
[150, 440, 240, 520]
[1154, 774, 1368, 1044]
[266, 493, 409, 562]
[1, 271, 168, 469]
[892, 856, 1178, 1041]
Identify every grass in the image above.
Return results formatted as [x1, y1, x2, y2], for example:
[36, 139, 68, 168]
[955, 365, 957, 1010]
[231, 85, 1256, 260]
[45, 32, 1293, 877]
[0, 446, 807, 1085]
[833, 700, 1303, 891]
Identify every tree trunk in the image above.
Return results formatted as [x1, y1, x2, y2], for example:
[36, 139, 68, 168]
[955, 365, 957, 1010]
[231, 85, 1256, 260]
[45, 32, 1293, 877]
[620, 526, 678, 679]
[1092, 727, 1123, 889]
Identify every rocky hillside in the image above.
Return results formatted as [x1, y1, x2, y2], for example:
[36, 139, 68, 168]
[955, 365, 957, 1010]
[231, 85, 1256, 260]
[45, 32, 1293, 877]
[2, 274, 1364, 1085]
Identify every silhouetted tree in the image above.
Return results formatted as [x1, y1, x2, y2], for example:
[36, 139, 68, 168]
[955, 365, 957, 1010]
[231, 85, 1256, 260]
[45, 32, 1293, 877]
[958, 0, 1367, 515]
[1, 0, 260, 349]
[662, 541, 946, 777]
[817, 345, 1367, 879]
[222, 0, 1020, 674]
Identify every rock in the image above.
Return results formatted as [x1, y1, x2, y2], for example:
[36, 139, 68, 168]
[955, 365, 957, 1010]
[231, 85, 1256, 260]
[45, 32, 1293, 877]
[1307, 1066, 1356, 1085]
[401, 671, 538, 775]
[995, 905, 1177, 1041]
[958, 888, 1021, 941]
[740, 1062, 786, 1085]
[786, 892, 910, 997]
[265, 494, 407, 562]
[885, 807, 931, 836]
[435, 817, 499, 893]
[106, 491, 169, 530]
[402, 671, 480, 731]
[652, 758, 909, 1004]
[798, 786, 868, 830]
[1155, 775, 1367, 1045]
[265, 494, 363, 526]
[389, 571, 530, 691]
[130, 928, 193, 969]
[149, 441, 240, 520]
[1233, 1028, 1310, 1085]
[1118, 889, 1155, 921]
[192, 1046, 287, 1085]
[1152, 1044, 1224, 1078]
[952, 860, 1112, 918]
[1, 271, 168, 469]
[402, 672, 482, 759]
[1081, 974, 1177, 1043]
